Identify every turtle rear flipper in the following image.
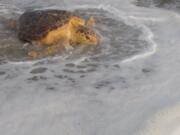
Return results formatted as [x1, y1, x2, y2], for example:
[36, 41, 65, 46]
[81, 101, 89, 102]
[28, 38, 73, 59]
[7, 19, 17, 30]
[1, 17, 17, 31]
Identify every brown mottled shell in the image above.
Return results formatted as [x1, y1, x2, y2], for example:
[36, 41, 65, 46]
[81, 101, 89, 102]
[18, 10, 73, 42]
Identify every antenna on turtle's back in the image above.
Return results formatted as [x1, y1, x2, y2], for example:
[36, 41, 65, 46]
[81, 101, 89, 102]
[86, 16, 95, 27]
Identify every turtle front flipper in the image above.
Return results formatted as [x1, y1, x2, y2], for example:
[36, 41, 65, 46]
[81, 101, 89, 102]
[28, 51, 39, 59]
[28, 39, 73, 58]
[63, 40, 74, 51]
[28, 45, 63, 58]
[70, 16, 85, 27]
[85, 16, 95, 27]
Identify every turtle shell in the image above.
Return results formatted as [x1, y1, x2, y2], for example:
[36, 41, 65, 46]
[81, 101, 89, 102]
[18, 10, 73, 42]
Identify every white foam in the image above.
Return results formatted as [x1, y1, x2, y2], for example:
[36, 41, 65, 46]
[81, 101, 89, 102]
[128, 15, 166, 22]
[121, 24, 157, 63]
[7, 54, 67, 65]
[103, 5, 157, 64]
[139, 102, 180, 135]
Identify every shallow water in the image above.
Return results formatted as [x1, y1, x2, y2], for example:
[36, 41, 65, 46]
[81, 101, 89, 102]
[0, 0, 180, 135]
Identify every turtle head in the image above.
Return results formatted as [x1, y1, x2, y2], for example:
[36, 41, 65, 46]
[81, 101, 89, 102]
[74, 25, 98, 45]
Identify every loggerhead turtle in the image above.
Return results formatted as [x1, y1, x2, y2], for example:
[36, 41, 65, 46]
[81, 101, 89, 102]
[16, 9, 98, 58]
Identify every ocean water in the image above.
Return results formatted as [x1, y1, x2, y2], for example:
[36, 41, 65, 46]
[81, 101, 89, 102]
[0, 0, 180, 135]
